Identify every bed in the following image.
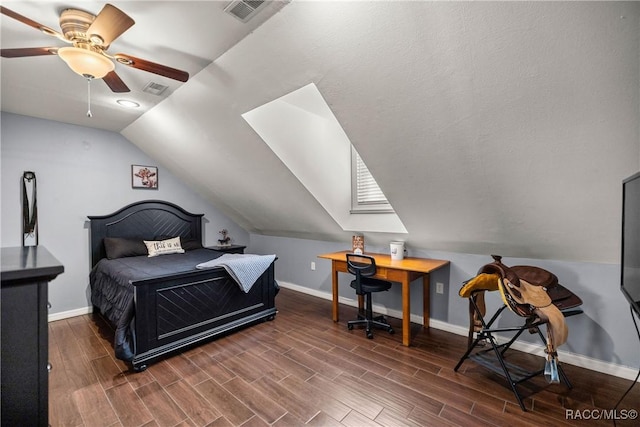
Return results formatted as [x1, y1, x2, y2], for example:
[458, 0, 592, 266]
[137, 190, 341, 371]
[88, 200, 278, 371]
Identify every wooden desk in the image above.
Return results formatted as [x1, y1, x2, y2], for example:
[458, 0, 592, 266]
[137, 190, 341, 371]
[318, 250, 449, 346]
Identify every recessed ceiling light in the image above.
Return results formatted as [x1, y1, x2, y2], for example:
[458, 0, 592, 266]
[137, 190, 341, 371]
[116, 99, 140, 108]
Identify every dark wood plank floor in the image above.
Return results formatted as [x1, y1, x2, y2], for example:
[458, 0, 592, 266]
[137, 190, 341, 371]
[49, 288, 639, 426]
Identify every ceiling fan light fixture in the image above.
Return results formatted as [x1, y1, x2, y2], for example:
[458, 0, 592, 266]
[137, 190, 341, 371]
[57, 46, 114, 79]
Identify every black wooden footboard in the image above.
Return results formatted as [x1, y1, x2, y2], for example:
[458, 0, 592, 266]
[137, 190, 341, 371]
[130, 262, 276, 370]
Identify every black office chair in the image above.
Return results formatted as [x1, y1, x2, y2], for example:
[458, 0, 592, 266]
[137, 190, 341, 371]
[346, 254, 395, 339]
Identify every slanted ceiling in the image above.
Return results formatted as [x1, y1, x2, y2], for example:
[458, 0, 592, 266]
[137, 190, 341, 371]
[122, 1, 640, 264]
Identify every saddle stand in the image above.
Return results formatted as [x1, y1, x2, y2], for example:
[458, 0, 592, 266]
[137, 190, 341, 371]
[454, 256, 583, 411]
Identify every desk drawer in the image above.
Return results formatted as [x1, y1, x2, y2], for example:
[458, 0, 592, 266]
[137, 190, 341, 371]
[376, 268, 409, 282]
[375, 267, 389, 279]
[335, 261, 412, 282]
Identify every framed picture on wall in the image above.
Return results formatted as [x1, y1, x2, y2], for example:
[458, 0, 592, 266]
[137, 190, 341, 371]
[132, 165, 158, 189]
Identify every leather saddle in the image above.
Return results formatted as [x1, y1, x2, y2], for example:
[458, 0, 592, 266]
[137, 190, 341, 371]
[459, 255, 582, 375]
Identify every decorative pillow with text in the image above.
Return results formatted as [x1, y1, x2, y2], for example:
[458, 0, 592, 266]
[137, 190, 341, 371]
[143, 237, 185, 257]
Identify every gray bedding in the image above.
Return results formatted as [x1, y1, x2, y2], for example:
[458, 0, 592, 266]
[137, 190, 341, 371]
[90, 248, 224, 361]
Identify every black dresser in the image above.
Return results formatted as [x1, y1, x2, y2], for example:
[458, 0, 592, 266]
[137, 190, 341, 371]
[1, 246, 64, 427]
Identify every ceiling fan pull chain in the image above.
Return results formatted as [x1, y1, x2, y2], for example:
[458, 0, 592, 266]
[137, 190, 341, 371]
[86, 76, 93, 118]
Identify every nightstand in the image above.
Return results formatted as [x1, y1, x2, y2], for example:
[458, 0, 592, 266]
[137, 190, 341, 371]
[208, 244, 246, 254]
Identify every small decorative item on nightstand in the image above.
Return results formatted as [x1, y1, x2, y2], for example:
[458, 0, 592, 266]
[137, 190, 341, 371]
[217, 229, 231, 246]
[210, 229, 245, 253]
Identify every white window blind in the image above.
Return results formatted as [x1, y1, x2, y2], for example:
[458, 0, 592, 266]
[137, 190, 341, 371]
[356, 154, 387, 204]
[351, 148, 393, 213]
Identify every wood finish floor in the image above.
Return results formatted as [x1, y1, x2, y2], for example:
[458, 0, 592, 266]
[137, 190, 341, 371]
[49, 287, 639, 426]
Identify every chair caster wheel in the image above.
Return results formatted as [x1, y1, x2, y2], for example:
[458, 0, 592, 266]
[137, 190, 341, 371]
[347, 324, 353, 330]
[388, 328, 395, 334]
[367, 332, 374, 339]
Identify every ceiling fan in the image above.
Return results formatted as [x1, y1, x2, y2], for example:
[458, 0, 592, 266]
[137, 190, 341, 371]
[0, 3, 189, 93]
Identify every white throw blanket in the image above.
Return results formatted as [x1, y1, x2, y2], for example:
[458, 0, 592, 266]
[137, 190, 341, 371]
[196, 253, 276, 293]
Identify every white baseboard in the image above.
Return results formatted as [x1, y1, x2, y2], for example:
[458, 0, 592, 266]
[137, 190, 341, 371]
[48, 306, 93, 322]
[278, 281, 640, 382]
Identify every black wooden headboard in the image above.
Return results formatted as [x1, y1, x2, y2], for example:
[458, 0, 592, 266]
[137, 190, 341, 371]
[88, 200, 204, 267]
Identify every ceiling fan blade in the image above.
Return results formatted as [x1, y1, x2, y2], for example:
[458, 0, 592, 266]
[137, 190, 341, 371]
[0, 6, 64, 40]
[114, 54, 189, 82]
[86, 4, 134, 47]
[103, 71, 130, 93]
[1, 47, 58, 58]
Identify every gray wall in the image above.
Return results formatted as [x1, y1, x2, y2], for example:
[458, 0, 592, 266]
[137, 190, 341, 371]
[249, 234, 637, 371]
[1, 112, 248, 315]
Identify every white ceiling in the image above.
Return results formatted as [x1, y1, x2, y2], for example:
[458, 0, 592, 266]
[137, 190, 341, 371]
[0, 1, 287, 131]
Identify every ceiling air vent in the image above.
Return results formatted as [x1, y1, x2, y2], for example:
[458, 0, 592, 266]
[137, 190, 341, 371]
[142, 82, 168, 96]
[224, 0, 267, 22]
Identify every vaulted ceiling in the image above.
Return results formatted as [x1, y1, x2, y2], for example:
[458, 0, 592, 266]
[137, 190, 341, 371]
[3, 1, 640, 264]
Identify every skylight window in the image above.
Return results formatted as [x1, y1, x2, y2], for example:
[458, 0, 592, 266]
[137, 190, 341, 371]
[242, 83, 406, 234]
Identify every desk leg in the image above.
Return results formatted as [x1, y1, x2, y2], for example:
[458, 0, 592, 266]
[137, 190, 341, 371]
[423, 273, 430, 328]
[332, 262, 339, 322]
[402, 278, 411, 346]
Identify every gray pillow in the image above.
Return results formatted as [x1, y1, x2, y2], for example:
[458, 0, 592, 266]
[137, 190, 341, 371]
[181, 237, 203, 251]
[103, 237, 148, 259]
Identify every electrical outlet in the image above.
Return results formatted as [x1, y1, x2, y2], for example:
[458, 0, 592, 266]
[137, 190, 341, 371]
[436, 282, 444, 294]
[311, 261, 316, 271]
